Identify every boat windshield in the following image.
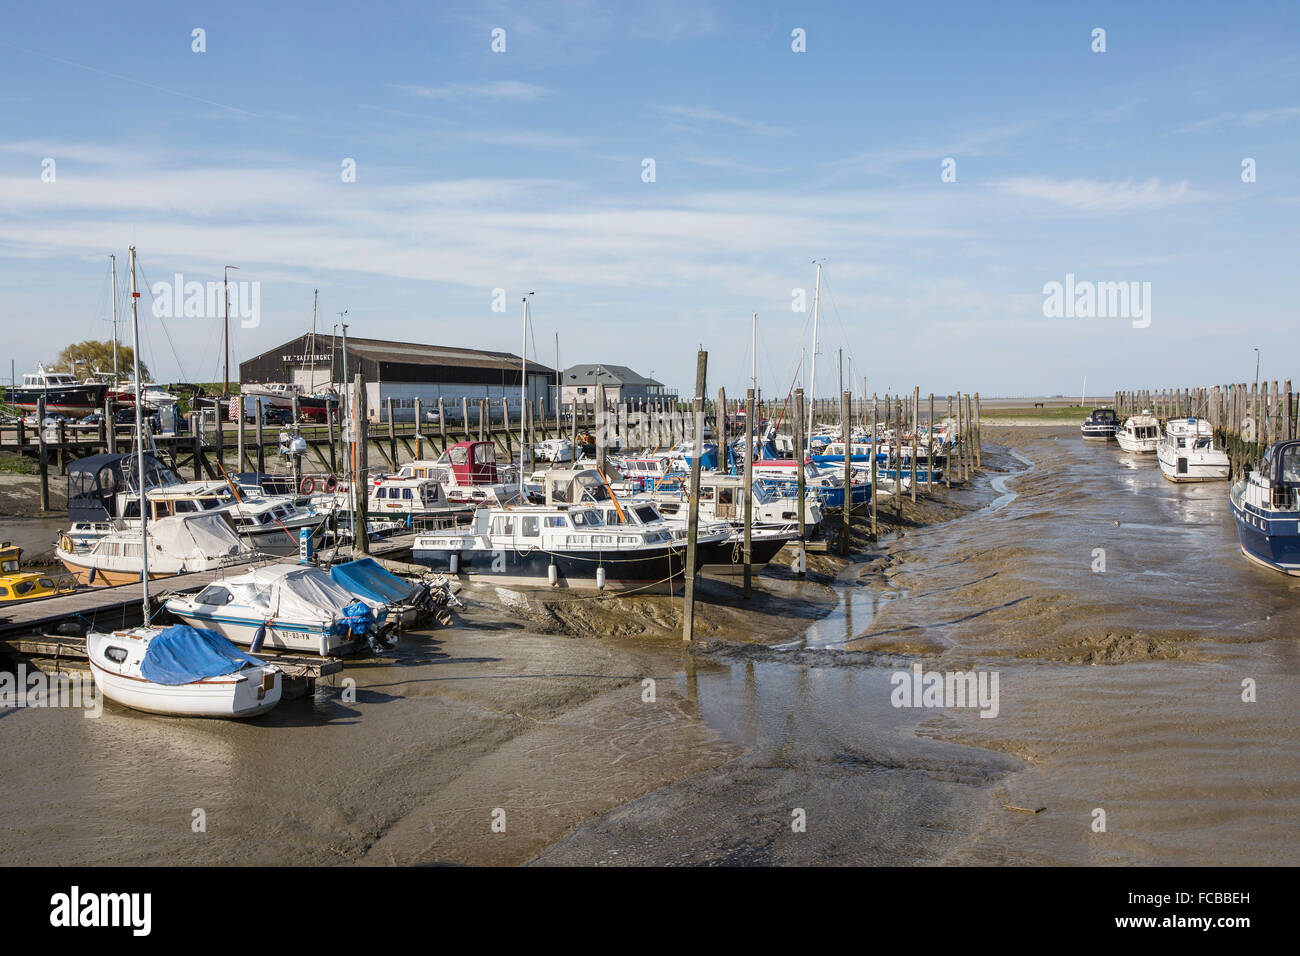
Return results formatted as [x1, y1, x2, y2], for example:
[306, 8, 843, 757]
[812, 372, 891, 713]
[1282, 446, 1300, 484]
[570, 509, 603, 527]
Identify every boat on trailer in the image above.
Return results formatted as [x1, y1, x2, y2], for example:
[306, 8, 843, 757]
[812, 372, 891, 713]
[1229, 439, 1300, 575]
[1157, 418, 1228, 482]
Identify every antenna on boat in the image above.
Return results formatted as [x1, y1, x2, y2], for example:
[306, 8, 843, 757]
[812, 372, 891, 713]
[129, 246, 150, 622]
[110, 253, 119, 385]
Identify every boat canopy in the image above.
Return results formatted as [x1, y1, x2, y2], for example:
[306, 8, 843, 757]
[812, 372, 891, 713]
[67, 452, 178, 522]
[221, 565, 384, 620]
[1261, 439, 1300, 486]
[150, 513, 247, 560]
[139, 625, 265, 685]
[329, 558, 419, 605]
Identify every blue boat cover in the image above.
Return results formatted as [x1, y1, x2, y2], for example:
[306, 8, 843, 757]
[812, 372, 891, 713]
[330, 558, 415, 605]
[140, 625, 266, 685]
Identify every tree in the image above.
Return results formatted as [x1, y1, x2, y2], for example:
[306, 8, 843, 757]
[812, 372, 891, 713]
[52, 341, 150, 381]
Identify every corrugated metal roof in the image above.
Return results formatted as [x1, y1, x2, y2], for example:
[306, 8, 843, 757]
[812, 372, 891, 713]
[259, 335, 555, 375]
[563, 363, 662, 386]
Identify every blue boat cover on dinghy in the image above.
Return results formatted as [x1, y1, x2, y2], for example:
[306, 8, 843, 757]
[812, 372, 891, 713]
[330, 558, 416, 605]
[140, 625, 266, 685]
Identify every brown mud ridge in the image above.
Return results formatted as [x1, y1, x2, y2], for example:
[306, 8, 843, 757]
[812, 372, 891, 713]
[0, 473, 67, 518]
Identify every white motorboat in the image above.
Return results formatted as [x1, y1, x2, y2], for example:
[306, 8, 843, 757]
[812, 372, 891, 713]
[533, 437, 575, 463]
[1157, 418, 1229, 482]
[86, 624, 282, 718]
[56, 512, 256, 587]
[164, 564, 391, 656]
[1080, 407, 1120, 440]
[1115, 410, 1162, 453]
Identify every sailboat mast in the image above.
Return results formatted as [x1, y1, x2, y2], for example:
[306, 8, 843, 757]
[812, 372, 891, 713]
[110, 254, 119, 384]
[129, 246, 150, 621]
[554, 333, 560, 423]
[807, 261, 821, 445]
[751, 312, 757, 393]
[520, 294, 532, 496]
[223, 269, 229, 396]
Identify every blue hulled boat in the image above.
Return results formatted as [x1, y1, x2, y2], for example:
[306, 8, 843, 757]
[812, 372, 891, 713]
[1229, 439, 1300, 575]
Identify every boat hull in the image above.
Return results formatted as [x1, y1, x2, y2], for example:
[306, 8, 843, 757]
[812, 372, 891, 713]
[5, 382, 109, 415]
[87, 655, 280, 718]
[166, 607, 358, 656]
[411, 543, 692, 591]
[1229, 495, 1300, 574]
[699, 533, 794, 575]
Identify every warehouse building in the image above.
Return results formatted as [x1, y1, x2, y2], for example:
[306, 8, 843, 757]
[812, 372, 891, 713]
[238, 334, 556, 423]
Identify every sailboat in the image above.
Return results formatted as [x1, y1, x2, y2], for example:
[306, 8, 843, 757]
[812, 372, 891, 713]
[84, 246, 283, 718]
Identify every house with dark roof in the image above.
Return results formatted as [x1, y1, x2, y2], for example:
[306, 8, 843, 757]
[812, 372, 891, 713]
[560, 364, 675, 409]
[238, 334, 556, 423]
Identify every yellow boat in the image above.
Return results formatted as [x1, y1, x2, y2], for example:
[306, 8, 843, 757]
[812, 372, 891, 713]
[0, 542, 72, 604]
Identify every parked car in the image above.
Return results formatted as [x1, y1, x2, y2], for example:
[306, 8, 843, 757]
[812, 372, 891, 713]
[263, 406, 293, 425]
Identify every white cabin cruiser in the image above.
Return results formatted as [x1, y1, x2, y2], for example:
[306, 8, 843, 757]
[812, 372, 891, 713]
[1157, 418, 1228, 482]
[1115, 411, 1162, 453]
[56, 512, 256, 587]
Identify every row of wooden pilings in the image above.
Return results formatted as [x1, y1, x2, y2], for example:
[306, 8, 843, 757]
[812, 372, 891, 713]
[1114, 382, 1297, 477]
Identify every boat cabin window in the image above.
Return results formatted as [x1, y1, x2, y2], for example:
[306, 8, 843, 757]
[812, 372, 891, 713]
[491, 516, 515, 536]
[545, 515, 568, 528]
[402, 488, 413, 500]
[633, 505, 659, 524]
[1, 558, 17, 573]
[13, 580, 35, 595]
[520, 516, 539, 537]
[1282, 446, 1300, 484]
[38, 578, 54, 588]
[0, 587, 8, 596]
[196, 586, 234, 605]
[450, 447, 469, 465]
[718, 488, 734, 505]
[104, 646, 129, 664]
[173, 499, 198, 513]
[570, 510, 603, 527]
[375, 488, 387, 499]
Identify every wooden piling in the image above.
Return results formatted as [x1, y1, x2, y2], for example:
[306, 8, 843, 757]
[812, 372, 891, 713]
[682, 350, 708, 643]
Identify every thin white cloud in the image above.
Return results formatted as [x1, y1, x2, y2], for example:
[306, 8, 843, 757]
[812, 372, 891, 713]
[651, 104, 793, 138]
[1242, 106, 1300, 125]
[395, 81, 548, 102]
[994, 177, 1204, 214]
[684, 155, 787, 174]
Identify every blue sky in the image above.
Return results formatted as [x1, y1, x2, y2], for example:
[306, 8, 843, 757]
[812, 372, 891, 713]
[2, 0, 1298, 399]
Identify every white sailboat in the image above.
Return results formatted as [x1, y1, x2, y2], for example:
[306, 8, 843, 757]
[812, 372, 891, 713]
[84, 246, 283, 719]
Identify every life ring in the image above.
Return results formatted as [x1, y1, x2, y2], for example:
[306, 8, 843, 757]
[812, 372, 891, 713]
[300, 476, 316, 494]
[324, 475, 339, 493]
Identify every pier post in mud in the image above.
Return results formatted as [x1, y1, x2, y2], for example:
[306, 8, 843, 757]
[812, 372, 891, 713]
[327, 399, 337, 472]
[104, 395, 116, 455]
[974, 392, 982, 470]
[350, 373, 370, 555]
[37, 396, 49, 513]
[387, 397, 397, 468]
[570, 397, 578, 461]
[966, 393, 975, 475]
[236, 398, 246, 471]
[945, 395, 953, 489]
[911, 385, 919, 503]
[255, 402, 265, 473]
[438, 398, 448, 452]
[682, 349, 708, 643]
[717, 387, 728, 474]
[413, 398, 422, 459]
[841, 389, 852, 556]
[927, 393, 934, 492]
[870, 393, 879, 538]
[744, 387, 755, 598]
[793, 388, 807, 576]
[595, 384, 607, 473]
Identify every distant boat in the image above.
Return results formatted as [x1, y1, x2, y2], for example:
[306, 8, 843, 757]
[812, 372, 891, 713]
[1115, 410, 1161, 453]
[5, 364, 108, 415]
[1080, 408, 1119, 441]
[56, 512, 256, 586]
[1229, 439, 1300, 575]
[1157, 418, 1228, 482]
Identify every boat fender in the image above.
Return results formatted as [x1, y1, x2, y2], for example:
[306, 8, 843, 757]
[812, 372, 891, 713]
[548, 562, 558, 587]
[324, 475, 338, 493]
[300, 476, 316, 494]
[595, 566, 606, 590]
[87, 566, 96, 586]
[250, 622, 268, 654]
[449, 553, 459, 574]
